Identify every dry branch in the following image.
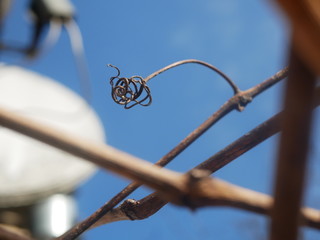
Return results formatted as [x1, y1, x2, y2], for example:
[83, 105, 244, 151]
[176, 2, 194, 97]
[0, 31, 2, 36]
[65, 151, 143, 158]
[91, 171, 320, 229]
[90, 193, 167, 227]
[0, 104, 286, 210]
[91, 111, 283, 228]
[56, 67, 289, 240]
[91, 84, 320, 228]
[0, 106, 187, 197]
[3, 67, 320, 240]
[0, 68, 300, 240]
[0, 85, 319, 240]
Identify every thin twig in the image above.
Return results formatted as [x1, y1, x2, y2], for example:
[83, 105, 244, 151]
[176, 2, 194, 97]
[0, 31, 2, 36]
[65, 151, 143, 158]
[89, 193, 167, 228]
[150, 67, 288, 168]
[143, 59, 241, 94]
[56, 67, 288, 240]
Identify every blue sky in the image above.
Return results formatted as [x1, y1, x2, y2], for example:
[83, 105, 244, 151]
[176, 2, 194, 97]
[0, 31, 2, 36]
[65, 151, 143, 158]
[2, 0, 320, 239]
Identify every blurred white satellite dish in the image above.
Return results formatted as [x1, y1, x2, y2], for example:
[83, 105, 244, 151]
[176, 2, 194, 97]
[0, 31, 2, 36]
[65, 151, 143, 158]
[0, 64, 105, 207]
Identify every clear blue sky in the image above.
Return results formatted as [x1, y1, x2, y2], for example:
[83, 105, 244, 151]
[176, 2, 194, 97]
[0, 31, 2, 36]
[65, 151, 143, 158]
[2, 0, 320, 239]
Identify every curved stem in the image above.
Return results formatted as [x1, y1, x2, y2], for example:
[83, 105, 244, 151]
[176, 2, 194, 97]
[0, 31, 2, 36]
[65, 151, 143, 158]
[144, 59, 241, 95]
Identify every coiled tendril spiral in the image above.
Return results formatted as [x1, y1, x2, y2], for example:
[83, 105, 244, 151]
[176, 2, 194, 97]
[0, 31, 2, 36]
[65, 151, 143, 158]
[108, 64, 152, 109]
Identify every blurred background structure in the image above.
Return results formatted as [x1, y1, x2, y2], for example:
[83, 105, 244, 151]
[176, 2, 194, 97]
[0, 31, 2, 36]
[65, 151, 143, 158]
[0, 0, 105, 239]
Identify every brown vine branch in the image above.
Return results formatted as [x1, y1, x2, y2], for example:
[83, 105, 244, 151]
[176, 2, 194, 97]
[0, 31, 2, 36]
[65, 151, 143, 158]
[93, 191, 320, 231]
[0, 82, 319, 240]
[91, 177, 320, 230]
[89, 193, 167, 228]
[177, 172, 320, 230]
[90, 112, 282, 227]
[88, 170, 320, 230]
[0, 106, 187, 194]
[57, 67, 289, 240]
[90, 84, 320, 228]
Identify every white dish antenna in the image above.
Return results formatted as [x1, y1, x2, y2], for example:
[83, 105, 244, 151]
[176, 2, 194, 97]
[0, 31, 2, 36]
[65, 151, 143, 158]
[0, 65, 105, 207]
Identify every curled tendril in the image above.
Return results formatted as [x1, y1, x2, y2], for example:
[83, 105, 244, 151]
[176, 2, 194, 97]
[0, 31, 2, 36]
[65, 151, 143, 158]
[108, 64, 152, 109]
[108, 59, 240, 110]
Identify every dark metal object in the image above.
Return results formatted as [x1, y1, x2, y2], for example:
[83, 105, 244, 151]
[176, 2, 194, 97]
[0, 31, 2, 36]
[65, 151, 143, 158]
[28, 0, 75, 56]
[30, 0, 74, 22]
[108, 65, 152, 109]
